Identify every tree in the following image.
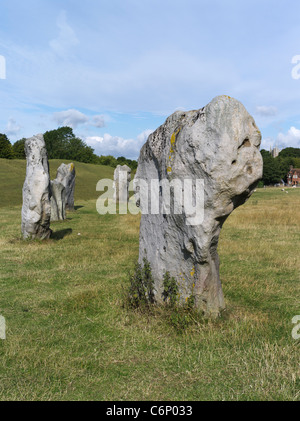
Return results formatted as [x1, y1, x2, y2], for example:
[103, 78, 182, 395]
[115, 156, 138, 170]
[116, 156, 128, 166]
[0, 125, 139, 168]
[98, 155, 117, 167]
[12, 138, 26, 159]
[260, 149, 282, 185]
[64, 136, 96, 163]
[43, 126, 100, 164]
[44, 126, 75, 159]
[279, 147, 300, 158]
[0, 133, 13, 159]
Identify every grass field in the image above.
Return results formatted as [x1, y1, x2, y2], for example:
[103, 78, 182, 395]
[0, 159, 299, 401]
[0, 158, 114, 208]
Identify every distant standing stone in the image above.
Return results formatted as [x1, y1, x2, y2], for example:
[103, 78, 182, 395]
[50, 180, 66, 221]
[56, 163, 76, 211]
[21, 134, 52, 239]
[136, 95, 263, 317]
[114, 165, 131, 203]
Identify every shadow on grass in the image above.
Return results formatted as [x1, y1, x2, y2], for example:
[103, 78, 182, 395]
[74, 205, 84, 210]
[51, 228, 73, 241]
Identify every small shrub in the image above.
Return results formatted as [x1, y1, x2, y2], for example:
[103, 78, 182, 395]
[169, 308, 193, 332]
[125, 261, 204, 334]
[161, 273, 201, 333]
[168, 299, 205, 333]
[162, 271, 179, 307]
[185, 293, 195, 310]
[127, 257, 155, 309]
[257, 180, 264, 188]
[142, 257, 155, 305]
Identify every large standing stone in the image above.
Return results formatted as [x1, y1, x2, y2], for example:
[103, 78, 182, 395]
[113, 165, 131, 203]
[21, 134, 52, 239]
[50, 180, 66, 221]
[55, 163, 76, 211]
[135, 95, 263, 316]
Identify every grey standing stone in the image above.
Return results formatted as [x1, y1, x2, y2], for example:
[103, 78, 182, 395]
[21, 134, 52, 240]
[135, 95, 263, 317]
[113, 165, 131, 203]
[56, 163, 76, 211]
[50, 180, 66, 221]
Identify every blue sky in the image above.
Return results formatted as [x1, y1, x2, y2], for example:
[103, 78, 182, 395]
[1, 0, 300, 159]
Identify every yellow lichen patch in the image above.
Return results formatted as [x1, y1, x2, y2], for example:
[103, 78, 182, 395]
[168, 127, 181, 174]
[190, 267, 195, 277]
[170, 133, 176, 145]
[170, 128, 180, 146]
[70, 163, 74, 172]
[171, 127, 180, 146]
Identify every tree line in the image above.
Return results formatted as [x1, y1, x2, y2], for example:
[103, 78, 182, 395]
[260, 148, 300, 185]
[0, 127, 138, 170]
[1, 128, 300, 182]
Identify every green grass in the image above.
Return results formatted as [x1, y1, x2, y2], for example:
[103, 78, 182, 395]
[0, 158, 114, 208]
[0, 159, 299, 400]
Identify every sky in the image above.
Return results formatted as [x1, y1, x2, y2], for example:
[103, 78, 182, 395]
[1, 0, 300, 159]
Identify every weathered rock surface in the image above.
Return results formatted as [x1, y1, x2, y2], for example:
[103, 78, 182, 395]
[113, 165, 131, 203]
[55, 163, 76, 211]
[50, 180, 66, 221]
[21, 134, 52, 239]
[135, 95, 263, 316]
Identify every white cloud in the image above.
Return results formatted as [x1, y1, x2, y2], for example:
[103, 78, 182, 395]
[85, 129, 153, 159]
[52, 109, 109, 130]
[6, 118, 21, 137]
[53, 109, 89, 128]
[277, 126, 300, 148]
[136, 129, 154, 144]
[3, 2, 300, 149]
[92, 115, 106, 128]
[260, 136, 275, 151]
[4, 37, 241, 114]
[261, 126, 300, 151]
[255, 106, 278, 117]
[49, 10, 79, 58]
